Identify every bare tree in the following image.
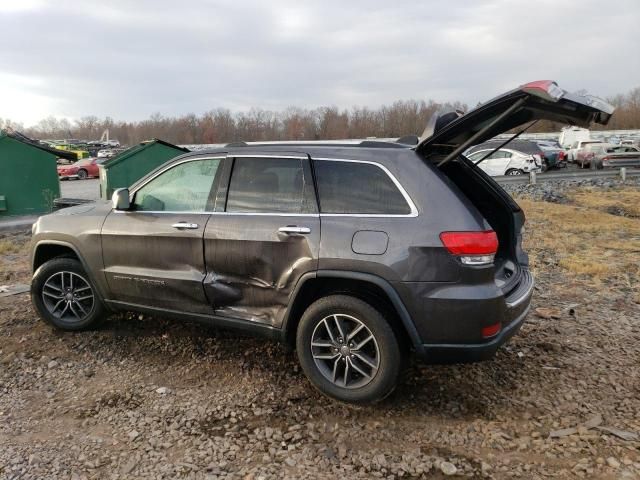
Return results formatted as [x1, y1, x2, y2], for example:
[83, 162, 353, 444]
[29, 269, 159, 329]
[20, 86, 640, 145]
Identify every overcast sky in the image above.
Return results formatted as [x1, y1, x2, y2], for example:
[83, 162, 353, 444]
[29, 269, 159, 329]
[0, 0, 638, 126]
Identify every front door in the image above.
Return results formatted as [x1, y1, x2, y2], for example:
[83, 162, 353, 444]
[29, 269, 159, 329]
[203, 154, 320, 327]
[101, 156, 225, 314]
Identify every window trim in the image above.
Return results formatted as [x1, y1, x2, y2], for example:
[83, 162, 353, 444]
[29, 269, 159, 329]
[311, 157, 418, 218]
[123, 154, 418, 218]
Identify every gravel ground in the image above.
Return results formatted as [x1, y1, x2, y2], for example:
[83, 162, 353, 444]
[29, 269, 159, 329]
[502, 176, 640, 204]
[1, 184, 639, 479]
[60, 178, 101, 201]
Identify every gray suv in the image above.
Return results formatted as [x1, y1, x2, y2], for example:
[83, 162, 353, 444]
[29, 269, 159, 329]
[30, 81, 613, 403]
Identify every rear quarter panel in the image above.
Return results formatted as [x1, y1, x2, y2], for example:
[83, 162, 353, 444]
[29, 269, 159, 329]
[316, 150, 490, 283]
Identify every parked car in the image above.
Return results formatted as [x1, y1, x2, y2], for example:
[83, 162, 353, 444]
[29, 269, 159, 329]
[593, 145, 640, 169]
[465, 147, 542, 176]
[57, 157, 104, 180]
[97, 149, 116, 158]
[535, 140, 567, 169]
[575, 142, 612, 168]
[567, 140, 604, 163]
[29, 80, 613, 403]
[467, 138, 563, 170]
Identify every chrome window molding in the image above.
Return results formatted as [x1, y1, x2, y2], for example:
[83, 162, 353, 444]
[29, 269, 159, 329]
[311, 157, 419, 218]
[116, 211, 319, 217]
[120, 154, 418, 218]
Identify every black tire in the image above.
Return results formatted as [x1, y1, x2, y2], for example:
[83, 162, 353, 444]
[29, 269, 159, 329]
[77, 169, 88, 180]
[505, 168, 524, 176]
[296, 295, 403, 404]
[542, 160, 549, 172]
[31, 257, 106, 331]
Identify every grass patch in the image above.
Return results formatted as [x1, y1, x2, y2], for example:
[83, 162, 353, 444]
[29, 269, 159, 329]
[517, 187, 640, 288]
[0, 238, 28, 255]
[569, 188, 640, 218]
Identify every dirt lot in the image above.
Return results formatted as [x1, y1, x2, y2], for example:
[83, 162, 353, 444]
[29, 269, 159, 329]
[1, 186, 639, 479]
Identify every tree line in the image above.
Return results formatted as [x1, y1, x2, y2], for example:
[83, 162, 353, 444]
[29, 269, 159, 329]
[2, 86, 639, 146]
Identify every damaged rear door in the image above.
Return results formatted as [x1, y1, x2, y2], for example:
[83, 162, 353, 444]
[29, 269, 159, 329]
[203, 153, 319, 327]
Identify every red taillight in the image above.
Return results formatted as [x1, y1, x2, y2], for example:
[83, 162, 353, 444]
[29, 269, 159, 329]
[520, 80, 564, 101]
[439, 231, 498, 255]
[481, 322, 501, 338]
[440, 230, 498, 266]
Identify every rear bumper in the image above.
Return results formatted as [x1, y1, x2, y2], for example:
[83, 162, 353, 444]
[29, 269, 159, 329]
[404, 268, 534, 363]
[419, 300, 530, 363]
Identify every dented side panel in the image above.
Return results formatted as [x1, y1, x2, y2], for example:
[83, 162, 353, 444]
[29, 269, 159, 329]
[203, 214, 320, 327]
[101, 211, 212, 314]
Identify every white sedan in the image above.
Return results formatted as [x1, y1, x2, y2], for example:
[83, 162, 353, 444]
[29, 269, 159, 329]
[466, 148, 542, 176]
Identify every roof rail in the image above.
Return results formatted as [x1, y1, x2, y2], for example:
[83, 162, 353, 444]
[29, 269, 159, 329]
[220, 139, 411, 149]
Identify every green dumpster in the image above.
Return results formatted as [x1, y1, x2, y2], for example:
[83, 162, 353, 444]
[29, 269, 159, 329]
[0, 132, 74, 216]
[99, 139, 188, 199]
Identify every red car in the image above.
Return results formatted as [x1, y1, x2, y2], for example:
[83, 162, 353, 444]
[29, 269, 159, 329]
[57, 158, 103, 180]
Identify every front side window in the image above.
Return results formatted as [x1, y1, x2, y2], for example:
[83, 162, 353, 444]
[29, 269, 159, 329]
[226, 157, 315, 213]
[133, 158, 221, 212]
[313, 160, 411, 215]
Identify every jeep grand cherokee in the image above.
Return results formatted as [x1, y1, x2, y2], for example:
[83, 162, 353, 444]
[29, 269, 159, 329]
[30, 81, 614, 403]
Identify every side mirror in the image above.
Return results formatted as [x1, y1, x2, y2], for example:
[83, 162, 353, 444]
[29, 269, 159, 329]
[112, 188, 130, 210]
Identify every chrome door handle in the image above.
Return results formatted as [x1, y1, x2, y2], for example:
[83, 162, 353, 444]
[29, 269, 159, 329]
[172, 222, 199, 229]
[278, 226, 311, 234]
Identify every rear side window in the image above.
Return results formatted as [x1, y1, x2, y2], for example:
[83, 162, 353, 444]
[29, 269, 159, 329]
[226, 157, 316, 213]
[313, 160, 411, 215]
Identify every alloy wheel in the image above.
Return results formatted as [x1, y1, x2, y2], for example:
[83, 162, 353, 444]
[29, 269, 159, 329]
[310, 313, 380, 389]
[41, 271, 95, 323]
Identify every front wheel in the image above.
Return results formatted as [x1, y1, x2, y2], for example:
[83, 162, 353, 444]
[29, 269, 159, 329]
[505, 168, 524, 176]
[296, 295, 403, 404]
[31, 257, 106, 330]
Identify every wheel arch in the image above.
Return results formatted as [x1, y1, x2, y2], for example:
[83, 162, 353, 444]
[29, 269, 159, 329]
[32, 240, 108, 301]
[281, 270, 424, 354]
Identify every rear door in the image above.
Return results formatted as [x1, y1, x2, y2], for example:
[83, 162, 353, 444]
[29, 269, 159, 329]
[203, 154, 319, 327]
[101, 156, 225, 314]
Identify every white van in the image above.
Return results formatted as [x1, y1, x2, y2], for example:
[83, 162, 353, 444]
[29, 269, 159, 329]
[559, 126, 590, 149]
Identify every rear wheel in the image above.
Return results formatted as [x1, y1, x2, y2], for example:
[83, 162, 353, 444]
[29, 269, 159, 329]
[31, 257, 106, 330]
[77, 169, 88, 179]
[296, 295, 403, 404]
[505, 168, 524, 175]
